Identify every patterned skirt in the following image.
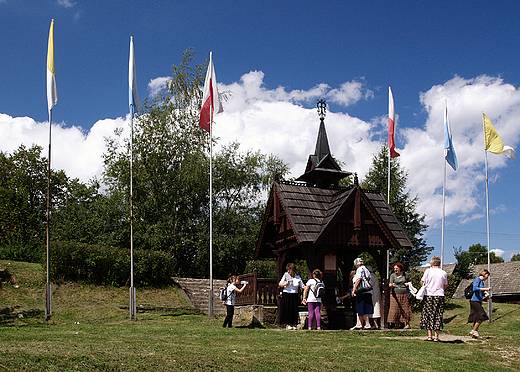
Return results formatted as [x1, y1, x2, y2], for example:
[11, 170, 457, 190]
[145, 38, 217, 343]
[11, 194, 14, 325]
[420, 295, 445, 331]
[388, 293, 414, 323]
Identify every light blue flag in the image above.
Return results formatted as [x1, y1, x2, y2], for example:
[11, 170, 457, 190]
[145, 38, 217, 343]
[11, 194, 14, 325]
[129, 36, 140, 117]
[444, 106, 458, 171]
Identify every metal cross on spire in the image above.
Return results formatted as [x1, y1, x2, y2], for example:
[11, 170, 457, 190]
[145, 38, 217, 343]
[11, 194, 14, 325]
[317, 99, 327, 120]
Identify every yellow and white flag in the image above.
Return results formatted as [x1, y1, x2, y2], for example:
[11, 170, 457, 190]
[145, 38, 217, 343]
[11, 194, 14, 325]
[483, 112, 515, 160]
[47, 19, 57, 113]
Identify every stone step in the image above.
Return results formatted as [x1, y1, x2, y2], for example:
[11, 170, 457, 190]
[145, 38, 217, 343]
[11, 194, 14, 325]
[172, 277, 228, 315]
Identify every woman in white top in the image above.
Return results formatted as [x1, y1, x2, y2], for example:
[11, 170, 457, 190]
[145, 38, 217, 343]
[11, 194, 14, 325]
[279, 263, 305, 330]
[419, 256, 448, 341]
[351, 257, 374, 330]
[367, 265, 381, 329]
[302, 269, 324, 330]
[222, 275, 248, 328]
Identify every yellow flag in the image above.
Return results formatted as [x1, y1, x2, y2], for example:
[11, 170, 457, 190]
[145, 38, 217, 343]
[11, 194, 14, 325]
[483, 112, 515, 160]
[47, 19, 57, 113]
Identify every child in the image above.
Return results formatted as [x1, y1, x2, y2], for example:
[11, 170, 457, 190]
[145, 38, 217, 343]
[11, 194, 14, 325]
[302, 269, 324, 330]
[222, 275, 248, 328]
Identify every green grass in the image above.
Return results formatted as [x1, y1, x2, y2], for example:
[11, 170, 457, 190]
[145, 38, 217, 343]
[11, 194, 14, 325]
[1, 260, 520, 371]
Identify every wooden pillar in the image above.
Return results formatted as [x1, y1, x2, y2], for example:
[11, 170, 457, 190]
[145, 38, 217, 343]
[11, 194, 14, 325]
[276, 251, 287, 327]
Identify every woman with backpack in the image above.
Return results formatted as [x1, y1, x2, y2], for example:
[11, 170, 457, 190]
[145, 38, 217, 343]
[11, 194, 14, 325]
[222, 275, 248, 328]
[468, 269, 492, 338]
[302, 269, 325, 330]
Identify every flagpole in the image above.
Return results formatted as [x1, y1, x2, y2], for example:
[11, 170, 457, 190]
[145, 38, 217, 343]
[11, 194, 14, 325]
[128, 36, 139, 320]
[387, 148, 391, 280]
[441, 102, 447, 270]
[441, 154, 446, 270]
[484, 150, 493, 322]
[45, 18, 57, 322]
[209, 104, 214, 317]
[45, 109, 52, 321]
[129, 113, 136, 320]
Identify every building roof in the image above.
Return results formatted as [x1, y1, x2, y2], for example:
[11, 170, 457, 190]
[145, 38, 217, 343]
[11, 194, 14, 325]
[415, 263, 457, 276]
[254, 181, 413, 259]
[453, 261, 520, 299]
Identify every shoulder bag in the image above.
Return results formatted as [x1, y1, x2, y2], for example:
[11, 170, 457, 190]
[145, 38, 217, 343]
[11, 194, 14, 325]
[355, 268, 373, 295]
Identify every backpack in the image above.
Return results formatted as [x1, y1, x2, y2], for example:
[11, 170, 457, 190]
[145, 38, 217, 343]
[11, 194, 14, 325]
[313, 279, 325, 298]
[464, 281, 474, 299]
[219, 285, 229, 301]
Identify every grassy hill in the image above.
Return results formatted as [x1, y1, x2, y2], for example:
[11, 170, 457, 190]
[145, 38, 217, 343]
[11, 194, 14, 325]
[0, 260, 191, 326]
[1, 260, 520, 371]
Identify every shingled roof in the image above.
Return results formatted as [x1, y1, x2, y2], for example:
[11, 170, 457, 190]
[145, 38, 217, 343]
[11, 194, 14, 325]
[254, 180, 413, 259]
[453, 261, 520, 301]
[415, 263, 457, 276]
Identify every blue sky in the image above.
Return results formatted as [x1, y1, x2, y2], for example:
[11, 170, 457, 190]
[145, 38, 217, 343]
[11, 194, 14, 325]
[1, 0, 519, 265]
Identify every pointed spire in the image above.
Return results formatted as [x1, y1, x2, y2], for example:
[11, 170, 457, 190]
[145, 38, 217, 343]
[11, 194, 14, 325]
[296, 99, 351, 188]
[315, 100, 331, 162]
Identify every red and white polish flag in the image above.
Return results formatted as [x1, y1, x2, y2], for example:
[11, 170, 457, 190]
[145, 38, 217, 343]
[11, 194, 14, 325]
[199, 52, 223, 133]
[388, 86, 400, 158]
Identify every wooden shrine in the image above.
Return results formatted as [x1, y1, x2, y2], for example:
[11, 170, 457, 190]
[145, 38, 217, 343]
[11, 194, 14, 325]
[253, 100, 413, 328]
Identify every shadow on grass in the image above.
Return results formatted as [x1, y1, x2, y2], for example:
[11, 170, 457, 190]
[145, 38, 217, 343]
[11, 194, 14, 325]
[158, 310, 201, 317]
[436, 339, 465, 344]
[0, 307, 44, 325]
[492, 307, 520, 322]
[235, 323, 266, 329]
[443, 315, 457, 324]
[444, 302, 465, 310]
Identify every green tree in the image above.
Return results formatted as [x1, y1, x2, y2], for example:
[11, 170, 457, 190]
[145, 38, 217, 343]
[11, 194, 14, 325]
[360, 145, 433, 270]
[51, 179, 127, 248]
[453, 243, 504, 279]
[511, 253, 520, 262]
[0, 145, 68, 262]
[102, 49, 289, 278]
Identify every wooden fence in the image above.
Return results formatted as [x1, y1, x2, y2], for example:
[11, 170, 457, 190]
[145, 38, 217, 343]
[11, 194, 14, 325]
[235, 269, 278, 306]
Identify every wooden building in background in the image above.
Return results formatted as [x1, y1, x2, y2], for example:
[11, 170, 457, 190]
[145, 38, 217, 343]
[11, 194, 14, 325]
[254, 101, 413, 328]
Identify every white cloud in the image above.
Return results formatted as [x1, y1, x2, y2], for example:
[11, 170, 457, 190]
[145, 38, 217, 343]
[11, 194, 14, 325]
[57, 0, 76, 8]
[1, 73, 519, 235]
[148, 77, 170, 96]
[405, 75, 520, 226]
[0, 113, 127, 184]
[490, 248, 505, 257]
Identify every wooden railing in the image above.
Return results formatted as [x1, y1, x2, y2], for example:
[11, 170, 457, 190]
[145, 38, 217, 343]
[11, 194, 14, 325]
[235, 269, 278, 306]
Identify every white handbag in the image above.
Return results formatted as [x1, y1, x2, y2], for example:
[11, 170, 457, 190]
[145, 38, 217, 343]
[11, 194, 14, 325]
[415, 269, 429, 300]
[415, 285, 426, 300]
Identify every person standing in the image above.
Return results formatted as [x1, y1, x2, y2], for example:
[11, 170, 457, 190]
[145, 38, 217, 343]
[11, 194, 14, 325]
[351, 258, 374, 330]
[419, 256, 448, 341]
[279, 263, 305, 330]
[367, 266, 381, 329]
[468, 269, 492, 338]
[388, 263, 414, 329]
[222, 276, 248, 328]
[302, 269, 324, 330]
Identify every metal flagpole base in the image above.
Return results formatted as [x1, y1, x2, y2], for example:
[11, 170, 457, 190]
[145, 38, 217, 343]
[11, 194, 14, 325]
[45, 283, 52, 321]
[129, 287, 136, 320]
[488, 298, 493, 323]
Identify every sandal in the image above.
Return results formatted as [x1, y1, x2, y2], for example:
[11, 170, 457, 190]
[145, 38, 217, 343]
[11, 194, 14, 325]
[363, 326, 372, 330]
[427, 337, 433, 341]
[433, 337, 439, 342]
[350, 326, 363, 330]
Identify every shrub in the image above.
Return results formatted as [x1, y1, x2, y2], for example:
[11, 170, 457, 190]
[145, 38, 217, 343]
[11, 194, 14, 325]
[49, 241, 175, 287]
